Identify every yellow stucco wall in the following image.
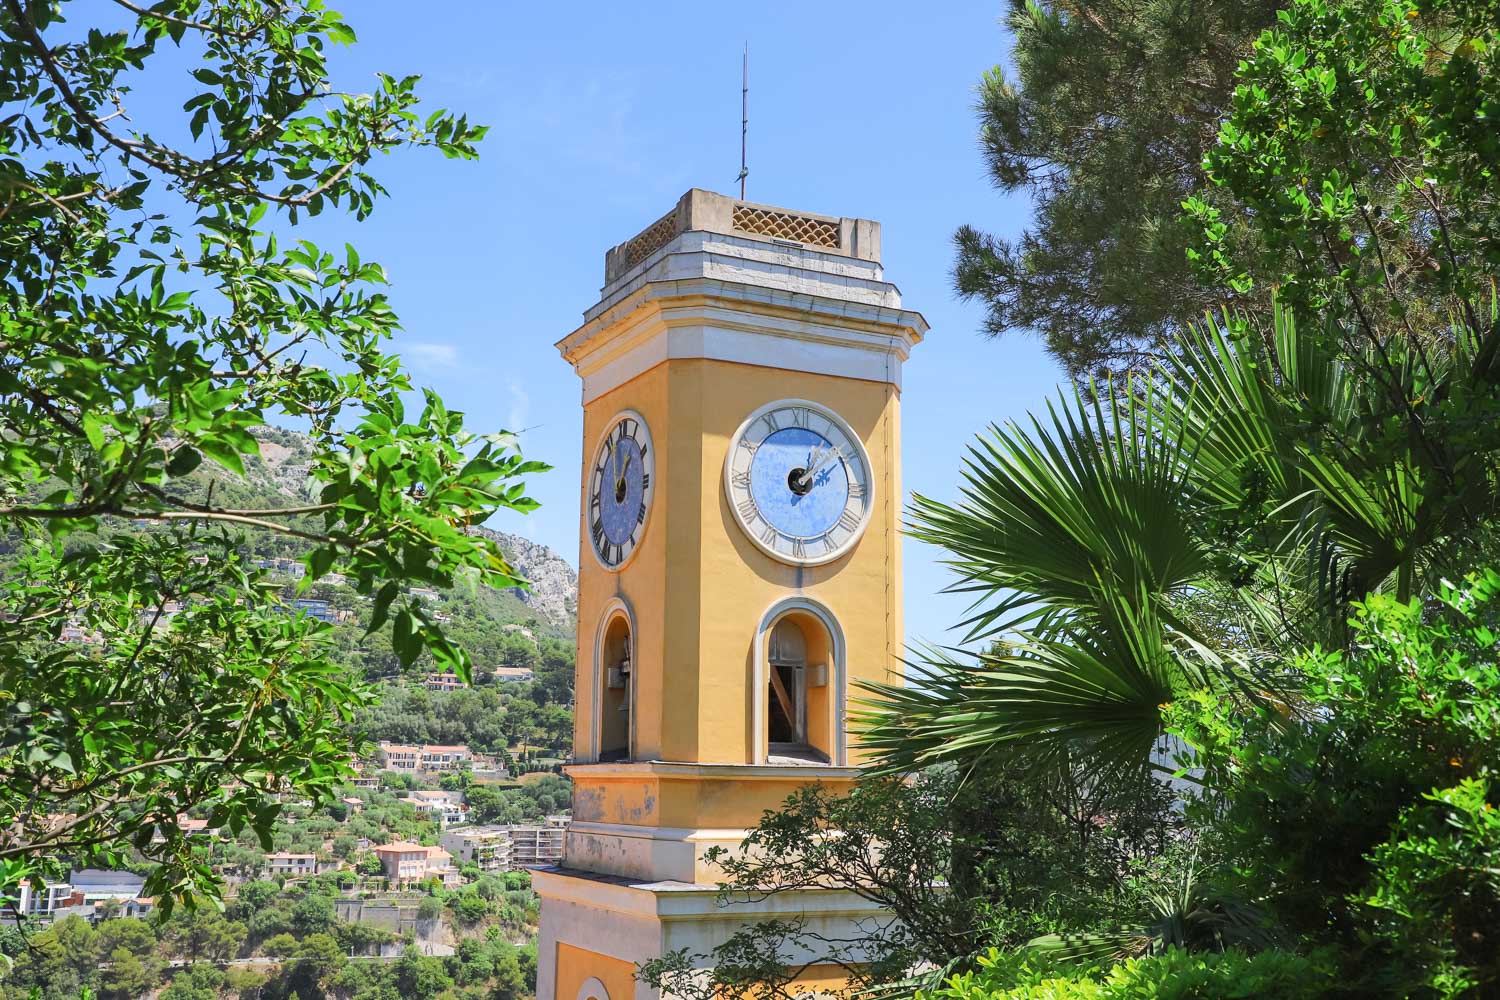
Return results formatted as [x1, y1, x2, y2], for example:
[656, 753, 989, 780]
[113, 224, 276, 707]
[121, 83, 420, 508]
[570, 771, 860, 829]
[794, 963, 863, 992]
[573, 355, 903, 772]
[555, 942, 636, 1000]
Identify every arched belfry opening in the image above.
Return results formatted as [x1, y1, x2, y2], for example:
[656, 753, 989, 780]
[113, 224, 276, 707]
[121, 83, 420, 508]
[597, 611, 632, 762]
[767, 618, 808, 746]
[759, 601, 843, 765]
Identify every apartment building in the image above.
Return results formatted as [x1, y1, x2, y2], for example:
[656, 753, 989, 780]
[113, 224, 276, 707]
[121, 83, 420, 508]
[439, 826, 515, 872]
[507, 822, 565, 868]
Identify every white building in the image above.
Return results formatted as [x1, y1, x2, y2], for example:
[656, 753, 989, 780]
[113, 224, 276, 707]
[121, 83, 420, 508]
[11, 882, 73, 922]
[400, 790, 468, 828]
[264, 852, 317, 877]
[439, 826, 515, 872]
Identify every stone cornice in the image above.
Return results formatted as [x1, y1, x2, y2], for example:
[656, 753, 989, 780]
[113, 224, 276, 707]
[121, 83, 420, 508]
[564, 760, 864, 782]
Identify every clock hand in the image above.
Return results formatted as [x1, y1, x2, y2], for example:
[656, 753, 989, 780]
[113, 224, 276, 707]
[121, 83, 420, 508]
[798, 444, 828, 488]
[799, 447, 842, 487]
[798, 446, 846, 491]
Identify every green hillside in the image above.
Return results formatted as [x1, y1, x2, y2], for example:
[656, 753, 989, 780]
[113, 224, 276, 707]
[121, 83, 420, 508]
[7, 424, 579, 757]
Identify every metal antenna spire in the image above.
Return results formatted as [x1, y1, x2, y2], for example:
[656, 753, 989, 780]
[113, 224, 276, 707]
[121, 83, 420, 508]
[737, 43, 749, 200]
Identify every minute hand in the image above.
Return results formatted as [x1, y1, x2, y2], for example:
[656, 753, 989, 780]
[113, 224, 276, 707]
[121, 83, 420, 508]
[797, 447, 841, 487]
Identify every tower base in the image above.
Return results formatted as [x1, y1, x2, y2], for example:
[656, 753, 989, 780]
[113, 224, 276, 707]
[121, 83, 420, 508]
[533, 866, 892, 1000]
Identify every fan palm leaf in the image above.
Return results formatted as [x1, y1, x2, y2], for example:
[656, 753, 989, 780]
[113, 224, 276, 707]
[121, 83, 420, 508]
[864, 303, 1500, 780]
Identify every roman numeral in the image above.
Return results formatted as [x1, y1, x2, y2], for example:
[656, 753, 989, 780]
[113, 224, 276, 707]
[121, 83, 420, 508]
[737, 498, 759, 521]
[847, 481, 865, 499]
[732, 471, 751, 488]
[640, 473, 650, 489]
[760, 525, 778, 547]
[591, 520, 604, 546]
[637, 503, 647, 524]
[762, 411, 779, 432]
[791, 538, 807, 559]
[822, 536, 838, 553]
[590, 493, 600, 510]
[838, 510, 861, 533]
[790, 408, 808, 428]
[739, 437, 759, 454]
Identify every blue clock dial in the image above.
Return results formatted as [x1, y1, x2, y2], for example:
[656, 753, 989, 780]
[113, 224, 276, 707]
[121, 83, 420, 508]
[726, 401, 872, 566]
[748, 428, 850, 539]
[600, 437, 644, 544]
[589, 413, 654, 569]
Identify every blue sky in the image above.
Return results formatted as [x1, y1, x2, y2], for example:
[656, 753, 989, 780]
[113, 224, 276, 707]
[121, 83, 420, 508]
[120, 1, 1069, 648]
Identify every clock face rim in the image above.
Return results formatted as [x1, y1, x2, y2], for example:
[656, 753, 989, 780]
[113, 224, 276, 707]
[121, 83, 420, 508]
[587, 408, 655, 573]
[722, 398, 875, 567]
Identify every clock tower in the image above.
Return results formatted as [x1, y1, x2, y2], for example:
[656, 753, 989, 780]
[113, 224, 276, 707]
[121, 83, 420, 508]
[534, 189, 927, 999]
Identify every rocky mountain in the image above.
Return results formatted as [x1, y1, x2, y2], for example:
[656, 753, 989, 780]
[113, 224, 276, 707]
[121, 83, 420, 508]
[474, 527, 577, 632]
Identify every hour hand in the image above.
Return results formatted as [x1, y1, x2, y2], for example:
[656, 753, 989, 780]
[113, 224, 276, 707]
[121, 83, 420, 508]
[799, 445, 827, 487]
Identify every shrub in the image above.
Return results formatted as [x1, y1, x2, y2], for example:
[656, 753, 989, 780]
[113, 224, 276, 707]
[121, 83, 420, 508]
[925, 947, 1335, 1000]
[1169, 573, 1500, 994]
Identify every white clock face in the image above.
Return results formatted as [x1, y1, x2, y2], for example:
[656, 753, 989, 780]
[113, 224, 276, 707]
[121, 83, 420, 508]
[588, 411, 654, 570]
[724, 399, 873, 565]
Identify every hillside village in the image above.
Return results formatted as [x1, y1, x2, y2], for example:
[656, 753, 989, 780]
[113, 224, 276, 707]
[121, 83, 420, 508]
[0, 429, 581, 998]
[5, 726, 575, 998]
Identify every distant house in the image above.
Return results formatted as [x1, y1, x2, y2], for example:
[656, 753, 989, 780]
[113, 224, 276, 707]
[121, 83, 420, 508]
[269, 557, 306, 578]
[264, 852, 317, 877]
[372, 842, 430, 882]
[400, 790, 468, 828]
[377, 743, 421, 771]
[340, 796, 364, 813]
[58, 621, 102, 645]
[292, 598, 334, 622]
[153, 816, 216, 843]
[376, 741, 471, 774]
[419, 745, 471, 771]
[120, 897, 155, 919]
[424, 671, 465, 692]
[350, 776, 380, 789]
[372, 843, 461, 887]
[492, 667, 534, 683]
